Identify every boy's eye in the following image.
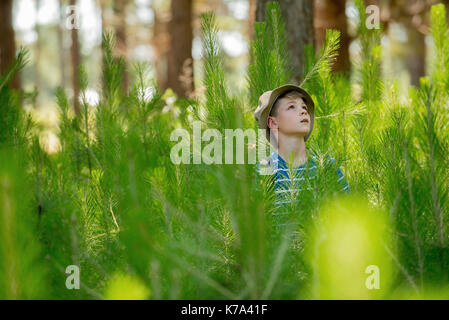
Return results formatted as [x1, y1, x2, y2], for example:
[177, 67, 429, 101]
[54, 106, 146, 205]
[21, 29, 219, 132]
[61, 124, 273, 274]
[288, 105, 294, 110]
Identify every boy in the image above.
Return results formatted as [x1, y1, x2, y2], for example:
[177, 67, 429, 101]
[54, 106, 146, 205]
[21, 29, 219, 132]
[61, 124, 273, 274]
[254, 84, 350, 208]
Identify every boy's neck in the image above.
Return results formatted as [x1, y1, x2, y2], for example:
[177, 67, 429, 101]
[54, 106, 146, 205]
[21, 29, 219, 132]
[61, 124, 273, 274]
[276, 134, 307, 167]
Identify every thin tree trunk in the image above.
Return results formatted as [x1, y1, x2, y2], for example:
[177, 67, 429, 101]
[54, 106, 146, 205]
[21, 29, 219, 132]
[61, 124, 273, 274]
[99, 0, 106, 31]
[248, 0, 256, 41]
[152, 7, 168, 92]
[314, 0, 350, 73]
[256, 0, 315, 83]
[113, 0, 128, 92]
[0, 0, 19, 89]
[406, 25, 425, 87]
[34, 0, 41, 107]
[70, 0, 81, 116]
[57, 0, 66, 89]
[167, 0, 193, 98]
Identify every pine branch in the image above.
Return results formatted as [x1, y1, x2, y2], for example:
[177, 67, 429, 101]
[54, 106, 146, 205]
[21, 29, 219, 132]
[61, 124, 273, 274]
[419, 82, 445, 248]
[300, 30, 340, 87]
[403, 142, 424, 289]
[430, 4, 449, 90]
[0, 47, 28, 91]
[200, 12, 233, 128]
[247, 2, 291, 107]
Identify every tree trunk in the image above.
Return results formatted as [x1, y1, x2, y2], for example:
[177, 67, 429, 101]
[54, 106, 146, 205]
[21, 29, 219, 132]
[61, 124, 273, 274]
[99, 0, 106, 34]
[34, 0, 41, 107]
[70, 0, 81, 116]
[256, 0, 315, 83]
[152, 8, 168, 92]
[57, 0, 66, 89]
[248, 0, 256, 41]
[113, 0, 128, 92]
[406, 25, 425, 87]
[314, 0, 350, 73]
[0, 0, 19, 90]
[167, 0, 194, 98]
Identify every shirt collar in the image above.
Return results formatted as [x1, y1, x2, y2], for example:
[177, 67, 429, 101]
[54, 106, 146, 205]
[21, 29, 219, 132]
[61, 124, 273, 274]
[270, 149, 317, 169]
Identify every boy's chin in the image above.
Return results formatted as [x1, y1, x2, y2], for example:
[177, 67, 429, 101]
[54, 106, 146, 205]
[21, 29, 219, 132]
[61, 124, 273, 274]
[282, 131, 308, 138]
[293, 128, 309, 135]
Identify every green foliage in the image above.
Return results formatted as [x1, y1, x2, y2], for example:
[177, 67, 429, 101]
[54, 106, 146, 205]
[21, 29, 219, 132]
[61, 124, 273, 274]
[200, 12, 239, 129]
[354, 0, 383, 103]
[0, 148, 48, 299]
[430, 4, 449, 92]
[301, 29, 341, 87]
[302, 30, 350, 154]
[0, 48, 32, 148]
[1, 1, 449, 300]
[247, 2, 292, 107]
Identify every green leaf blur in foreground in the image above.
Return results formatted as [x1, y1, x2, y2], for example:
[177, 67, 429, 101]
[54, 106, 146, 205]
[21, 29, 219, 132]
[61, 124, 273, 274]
[307, 195, 393, 299]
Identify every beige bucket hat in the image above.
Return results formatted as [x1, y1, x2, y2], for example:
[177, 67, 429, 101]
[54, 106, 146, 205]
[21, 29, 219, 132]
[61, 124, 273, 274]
[254, 84, 315, 143]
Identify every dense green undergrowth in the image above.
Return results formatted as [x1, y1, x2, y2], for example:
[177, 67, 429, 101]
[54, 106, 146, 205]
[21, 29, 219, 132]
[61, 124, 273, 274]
[1, 1, 449, 299]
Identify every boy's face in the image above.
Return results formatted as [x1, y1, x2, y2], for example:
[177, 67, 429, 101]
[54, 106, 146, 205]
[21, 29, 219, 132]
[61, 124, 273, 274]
[267, 96, 310, 138]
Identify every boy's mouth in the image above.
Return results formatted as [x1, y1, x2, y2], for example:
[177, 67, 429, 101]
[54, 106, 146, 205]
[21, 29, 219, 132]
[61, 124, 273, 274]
[300, 118, 309, 123]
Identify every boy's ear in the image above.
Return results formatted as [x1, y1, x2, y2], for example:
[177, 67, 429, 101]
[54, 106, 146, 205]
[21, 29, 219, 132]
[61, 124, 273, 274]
[267, 116, 278, 130]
